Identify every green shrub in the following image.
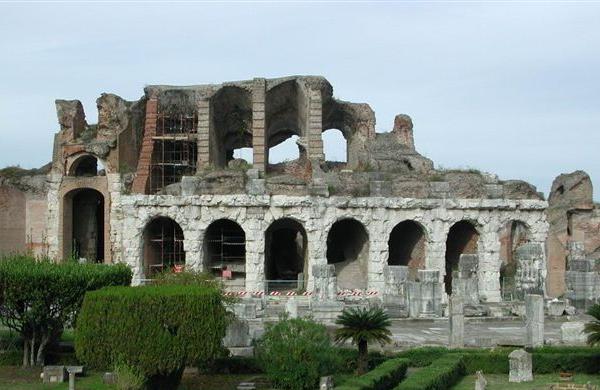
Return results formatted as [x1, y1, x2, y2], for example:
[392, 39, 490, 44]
[532, 352, 600, 374]
[76, 284, 229, 390]
[395, 347, 449, 367]
[337, 349, 388, 373]
[0, 255, 131, 366]
[255, 316, 341, 390]
[395, 354, 465, 390]
[461, 351, 509, 374]
[336, 357, 409, 390]
[114, 362, 146, 390]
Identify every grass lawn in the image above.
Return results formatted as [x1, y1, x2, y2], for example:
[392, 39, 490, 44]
[0, 366, 271, 390]
[453, 373, 600, 389]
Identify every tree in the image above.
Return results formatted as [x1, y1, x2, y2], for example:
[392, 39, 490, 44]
[334, 306, 393, 375]
[0, 255, 132, 367]
[584, 304, 600, 346]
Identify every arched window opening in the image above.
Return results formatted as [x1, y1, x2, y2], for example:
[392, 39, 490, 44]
[70, 155, 103, 177]
[143, 217, 185, 278]
[64, 188, 105, 262]
[322, 128, 347, 170]
[499, 220, 529, 300]
[444, 220, 479, 295]
[265, 218, 307, 291]
[387, 220, 426, 279]
[327, 218, 369, 290]
[211, 86, 252, 168]
[204, 219, 246, 284]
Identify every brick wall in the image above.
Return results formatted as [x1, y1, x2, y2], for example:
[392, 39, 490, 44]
[131, 95, 158, 194]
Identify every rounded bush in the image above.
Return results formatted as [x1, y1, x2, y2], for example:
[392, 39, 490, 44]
[75, 284, 228, 390]
[255, 316, 341, 390]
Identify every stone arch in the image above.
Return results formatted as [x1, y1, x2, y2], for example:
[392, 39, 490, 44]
[265, 218, 308, 291]
[142, 216, 185, 278]
[67, 153, 106, 177]
[265, 79, 308, 171]
[444, 220, 480, 295]
[203, 219, 246, 283]
[210, 86, 253, 168]
[387, 220, 427, 278]
[62, 188, 105, 262]
[326, 218, 369, 290]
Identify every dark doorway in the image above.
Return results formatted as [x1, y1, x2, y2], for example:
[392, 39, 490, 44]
[327, 218, 369, 290]
[265, 219, 307, 291]
[444, 220, 479, 295]
[388, 220, 426, 278]
[204, 219, 246, 280]
[71, 189, 104, 262]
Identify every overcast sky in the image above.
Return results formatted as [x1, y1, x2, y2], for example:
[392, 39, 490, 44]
[1, 2, 599, 200]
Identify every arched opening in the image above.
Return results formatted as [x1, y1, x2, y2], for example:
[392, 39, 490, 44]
[142, 217, 185, 278]
[204, 219, 246, 284]
[265, 80, 308, 174]
[69, 155, 104, 176]
[388, 220, 426, 279]
[321, 128, 347, 171]
[211, 86, 253, 168]
[327, 218, 369, 290]
[499, 220, 530, 300]
[265, 218, 308, 291]
[444, 220, 479, 295]
[63, 188, 105, 262]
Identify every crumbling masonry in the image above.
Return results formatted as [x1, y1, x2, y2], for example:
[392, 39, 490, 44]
[1, 75, 599, 319]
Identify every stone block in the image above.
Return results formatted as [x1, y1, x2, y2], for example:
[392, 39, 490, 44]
[309, 183, 329, 197]
[548, 300, 567, 316]
[285, 298, 299, 318]
[509, 349, 533, 382]
[223, 318, 251, 347]
[43, 366, 66, 383]
[320, 376, 334, 389]
[102, 372, 117, 385]
[237, 381, 256, 390]
[246, 179, 265, 195]
[407, 281, 421, 318]
[246, 168, 260, 180]
[475, 370, 488, 390]
[561, 321, 587, 345]
[369, 180, 391, 197]
[229, 347, 255, 358]
[311, 301, 344, 323]
[233, 302, 257, 319]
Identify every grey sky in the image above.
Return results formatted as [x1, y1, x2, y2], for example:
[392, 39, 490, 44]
[1, 2, 599, 200]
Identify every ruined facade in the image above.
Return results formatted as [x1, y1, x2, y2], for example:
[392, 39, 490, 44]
[1, 75, 599, 318]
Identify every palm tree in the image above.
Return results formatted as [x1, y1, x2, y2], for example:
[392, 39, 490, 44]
[334, 306, 393, 375]
[584, 304, 600, 346]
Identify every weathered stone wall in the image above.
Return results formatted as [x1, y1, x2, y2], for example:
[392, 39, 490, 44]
[113, 194, 547, 302]
[0, 185, 26, 253]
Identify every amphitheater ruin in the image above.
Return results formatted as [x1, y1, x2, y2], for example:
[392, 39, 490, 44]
[1, 75, 599, 323]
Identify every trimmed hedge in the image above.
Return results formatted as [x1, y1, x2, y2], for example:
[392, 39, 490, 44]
[395, 347, 449, 367]
[76, 285, 228, 389]
[336, 358, 410, 390]
[394, 354, 465, 390]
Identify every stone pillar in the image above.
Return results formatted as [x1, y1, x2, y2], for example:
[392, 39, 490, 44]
[449, 295, 464, 348]
[565, 241, 598, 310]
[307, 88, 324, 161]
[243, 214, 265, 292]
[131, 94, 158, 194]
[312, 264, 337, 301]
[196, 98, 211, 170]
[515, 243, 545, 299]
[525, 294, 544, 347]
[252, 78, 267, 174]
[407, 281, 421, 318]
[419, 270, 442, 317]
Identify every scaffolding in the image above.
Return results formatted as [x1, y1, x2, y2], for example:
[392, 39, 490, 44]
[206, 224, 246, 278]
[149, 113, 198, 194]
[146, 218, 185, 277]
